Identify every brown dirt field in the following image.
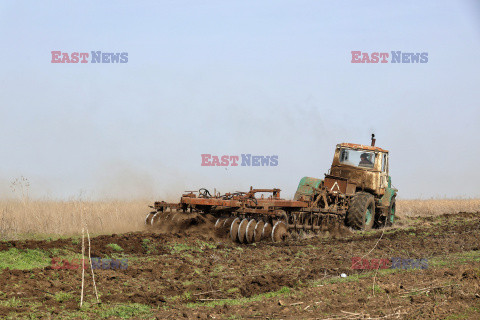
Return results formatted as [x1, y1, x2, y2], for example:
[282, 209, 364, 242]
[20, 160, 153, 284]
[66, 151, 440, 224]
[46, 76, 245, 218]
[0, 211, 479, 319]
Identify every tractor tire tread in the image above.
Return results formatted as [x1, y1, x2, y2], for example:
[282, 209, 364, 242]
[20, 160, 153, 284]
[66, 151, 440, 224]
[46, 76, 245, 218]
[346, 192, 375, 230]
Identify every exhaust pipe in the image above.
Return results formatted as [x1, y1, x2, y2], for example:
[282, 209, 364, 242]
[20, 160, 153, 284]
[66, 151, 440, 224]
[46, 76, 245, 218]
[371, 134, 376, 146]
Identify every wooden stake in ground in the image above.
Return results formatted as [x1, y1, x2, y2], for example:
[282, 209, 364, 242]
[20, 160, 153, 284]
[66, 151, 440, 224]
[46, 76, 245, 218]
[86, 227, 99, 302]
[80, 227, 85, 307]
[78, 200, 100, 306]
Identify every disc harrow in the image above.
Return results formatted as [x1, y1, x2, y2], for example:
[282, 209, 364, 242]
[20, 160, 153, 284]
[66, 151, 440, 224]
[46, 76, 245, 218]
[146, 186, 347, 243]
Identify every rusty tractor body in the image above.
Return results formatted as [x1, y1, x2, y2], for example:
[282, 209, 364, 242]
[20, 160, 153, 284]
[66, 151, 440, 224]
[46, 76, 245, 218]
[146, 135, 398, 242]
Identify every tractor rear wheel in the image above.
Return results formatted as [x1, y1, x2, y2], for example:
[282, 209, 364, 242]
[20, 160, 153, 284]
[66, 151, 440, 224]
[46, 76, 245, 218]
[346, 192, 375, 230]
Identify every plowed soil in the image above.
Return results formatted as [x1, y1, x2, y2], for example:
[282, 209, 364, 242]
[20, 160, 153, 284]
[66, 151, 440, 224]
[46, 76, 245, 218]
[1, 212, 479, 319]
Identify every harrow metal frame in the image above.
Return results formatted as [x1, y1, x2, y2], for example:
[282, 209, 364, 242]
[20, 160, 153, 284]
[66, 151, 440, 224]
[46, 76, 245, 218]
[147, 186, 350, 243]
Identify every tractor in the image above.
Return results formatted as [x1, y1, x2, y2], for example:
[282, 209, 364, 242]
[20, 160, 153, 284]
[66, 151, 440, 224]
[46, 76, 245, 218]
[146, 135, 397, 242]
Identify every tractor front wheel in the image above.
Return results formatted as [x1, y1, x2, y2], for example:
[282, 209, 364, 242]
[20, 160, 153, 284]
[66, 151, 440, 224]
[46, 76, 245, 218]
[386, 196, 396, 227]
[346, 192, 375, 230]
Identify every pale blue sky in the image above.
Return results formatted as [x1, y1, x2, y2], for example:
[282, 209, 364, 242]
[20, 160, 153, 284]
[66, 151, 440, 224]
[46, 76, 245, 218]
[1, 1, 479, 199]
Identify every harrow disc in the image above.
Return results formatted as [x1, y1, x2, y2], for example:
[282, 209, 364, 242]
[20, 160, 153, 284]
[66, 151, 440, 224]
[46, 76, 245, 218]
[223, 218, 234, 233]
[254, 220, 264, 242]
[237, 219, 249, 243]
[312, 216, 320, 234]
[151, 212, 163, 226]
[319, 216, 329, 232]
[230, 218, 241, 242]
[215, 218, 225, 230]
[145, 212, 155, 225]
[262, 222, 272, 241]
[297, 212, 305, 232]
[245, 219, 257, 244]
[272, 221, 288, 242]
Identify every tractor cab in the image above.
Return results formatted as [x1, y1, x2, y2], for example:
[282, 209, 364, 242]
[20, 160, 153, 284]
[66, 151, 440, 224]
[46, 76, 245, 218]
[327, 135, 391, 197]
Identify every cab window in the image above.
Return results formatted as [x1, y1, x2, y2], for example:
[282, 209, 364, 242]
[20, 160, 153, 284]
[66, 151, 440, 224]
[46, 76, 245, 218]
[339, 148, 375, 169]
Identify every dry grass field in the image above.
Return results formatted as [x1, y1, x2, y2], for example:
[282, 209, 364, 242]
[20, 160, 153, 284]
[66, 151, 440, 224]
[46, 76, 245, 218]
[0, 199, 149, 240]
[0, 198, 478, 240]
[396, 198, 480, 218]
